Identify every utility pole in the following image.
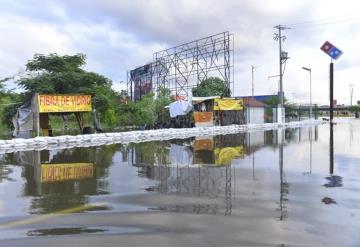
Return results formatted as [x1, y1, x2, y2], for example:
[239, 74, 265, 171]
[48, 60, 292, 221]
[251, 65, 259, 97]
[349, 84, 354, 106]
[274, 25, 290, 123]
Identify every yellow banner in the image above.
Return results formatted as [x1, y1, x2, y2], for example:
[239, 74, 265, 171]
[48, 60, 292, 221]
[214, 146, 244, 165]
[214, 98, 243, 111]
[41, 163, 94, 183]
[38, 95, 92, 113]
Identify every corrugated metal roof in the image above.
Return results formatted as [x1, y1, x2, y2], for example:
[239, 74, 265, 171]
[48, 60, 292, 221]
[242, 97, 267, 108]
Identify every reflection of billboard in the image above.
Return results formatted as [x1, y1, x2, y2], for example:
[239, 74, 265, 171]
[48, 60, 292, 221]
[131, 63, 152, 101]
[41, 163, 94, 183]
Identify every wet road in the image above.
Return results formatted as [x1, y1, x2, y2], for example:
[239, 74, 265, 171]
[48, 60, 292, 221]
[0, 119, 360, 246]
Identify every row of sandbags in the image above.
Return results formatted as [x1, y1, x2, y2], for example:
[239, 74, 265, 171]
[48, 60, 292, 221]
[0, 120, 325, 154]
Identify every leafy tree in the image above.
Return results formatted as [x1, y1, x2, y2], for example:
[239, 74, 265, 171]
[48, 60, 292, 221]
[192, 77, 231, 97]
[0, 76, 14, 94]
[262, 95, 293, 108]
[0, 81, 4, 93]
[15, 53, 117, 128]
[116, 100, 137, 127]
[350, 105, 360, 112]
[262, 96, 280, 107]
[154, 87, 173, 124]
[116, 87, 173, 128]
[116, 94, 156, 127]
[135, 93, 156, 126]
[0, 92, 23, 131]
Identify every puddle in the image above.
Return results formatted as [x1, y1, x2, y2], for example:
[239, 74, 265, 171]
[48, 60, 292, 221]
[27, 227, 107, 236]
[2, 121, 360, 245]
[0, 226, 144, 240]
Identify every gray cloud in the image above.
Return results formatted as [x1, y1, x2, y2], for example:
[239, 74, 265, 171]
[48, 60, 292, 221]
[0, 0, 359, 104]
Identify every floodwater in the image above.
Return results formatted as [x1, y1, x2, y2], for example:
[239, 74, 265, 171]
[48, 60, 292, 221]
[0, 119, 360, 246]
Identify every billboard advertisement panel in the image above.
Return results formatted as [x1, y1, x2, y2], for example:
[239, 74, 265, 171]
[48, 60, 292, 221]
[130, 63, 152, 101]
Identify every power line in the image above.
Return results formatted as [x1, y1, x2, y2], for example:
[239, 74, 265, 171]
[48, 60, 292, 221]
[289, 13, 360, 26]
[288, 13, 360, 29]
[291, 19, 360, 30]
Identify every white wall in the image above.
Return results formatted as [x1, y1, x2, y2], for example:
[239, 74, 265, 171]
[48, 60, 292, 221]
[246, 107, 265, 124]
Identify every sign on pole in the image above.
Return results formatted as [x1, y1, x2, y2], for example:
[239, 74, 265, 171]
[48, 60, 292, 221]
[38, 95, 92, 113]
[320, 41, 343, 60]
[320, 41, 343, 122]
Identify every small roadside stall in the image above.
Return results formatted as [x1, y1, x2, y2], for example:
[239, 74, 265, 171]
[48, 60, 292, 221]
[12, 93, 94, 137]
[192, 97, 245, 127]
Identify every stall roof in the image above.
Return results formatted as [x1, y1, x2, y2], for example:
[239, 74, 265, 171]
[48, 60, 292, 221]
[192, 96, 220, 104]
[242, 97, 267, 108]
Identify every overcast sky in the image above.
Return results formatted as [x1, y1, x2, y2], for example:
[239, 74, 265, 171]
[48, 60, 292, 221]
[1, 0, 360, 105]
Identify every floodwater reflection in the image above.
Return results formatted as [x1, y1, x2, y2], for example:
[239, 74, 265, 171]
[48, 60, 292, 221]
[1, 121, 360, 245]
[0, 126, 319, 217]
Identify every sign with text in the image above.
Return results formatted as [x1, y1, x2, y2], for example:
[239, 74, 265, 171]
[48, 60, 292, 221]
[38, 95, 92, 113]
[41, 163, 94, 183]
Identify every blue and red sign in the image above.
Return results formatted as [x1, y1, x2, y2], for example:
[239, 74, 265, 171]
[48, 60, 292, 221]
[320, 41, 343, 60]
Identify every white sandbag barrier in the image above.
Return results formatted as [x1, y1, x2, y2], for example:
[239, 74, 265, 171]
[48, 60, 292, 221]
[0, 120, 326, 154]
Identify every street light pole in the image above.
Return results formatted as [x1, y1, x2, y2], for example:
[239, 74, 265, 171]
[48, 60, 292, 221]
[251, 65, 259, 97]
[349, 84, 354, 106]
[302, 67, 312, 119]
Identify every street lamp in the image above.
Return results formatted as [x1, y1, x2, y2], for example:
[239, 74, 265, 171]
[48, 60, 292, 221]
[251, 65, 259, 97]
[302, 67, 312, 119]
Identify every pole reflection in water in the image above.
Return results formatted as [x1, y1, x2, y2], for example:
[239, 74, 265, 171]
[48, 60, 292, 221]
[310, 126, 313, 174]
[303, 126, 313, 175]
[322, 122, 342, 204]
[330, 122, 334, 175]
[277, 129, 288, 221]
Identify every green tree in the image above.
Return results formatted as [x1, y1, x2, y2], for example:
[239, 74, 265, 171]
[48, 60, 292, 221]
[0, 92, 23, 133]
[0, 81, 4, 93]
[350, 105, 360, 112]
[135, 93, 156, 126]
[262, 96, 280, 107]
[154, 87, 173, 124]
[0, 76, 14, 93]
[116, 87, 173, 128]
[261, 95, 298, 120]
[15, 53, 118, 128]
[192, 77, 231, 97]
